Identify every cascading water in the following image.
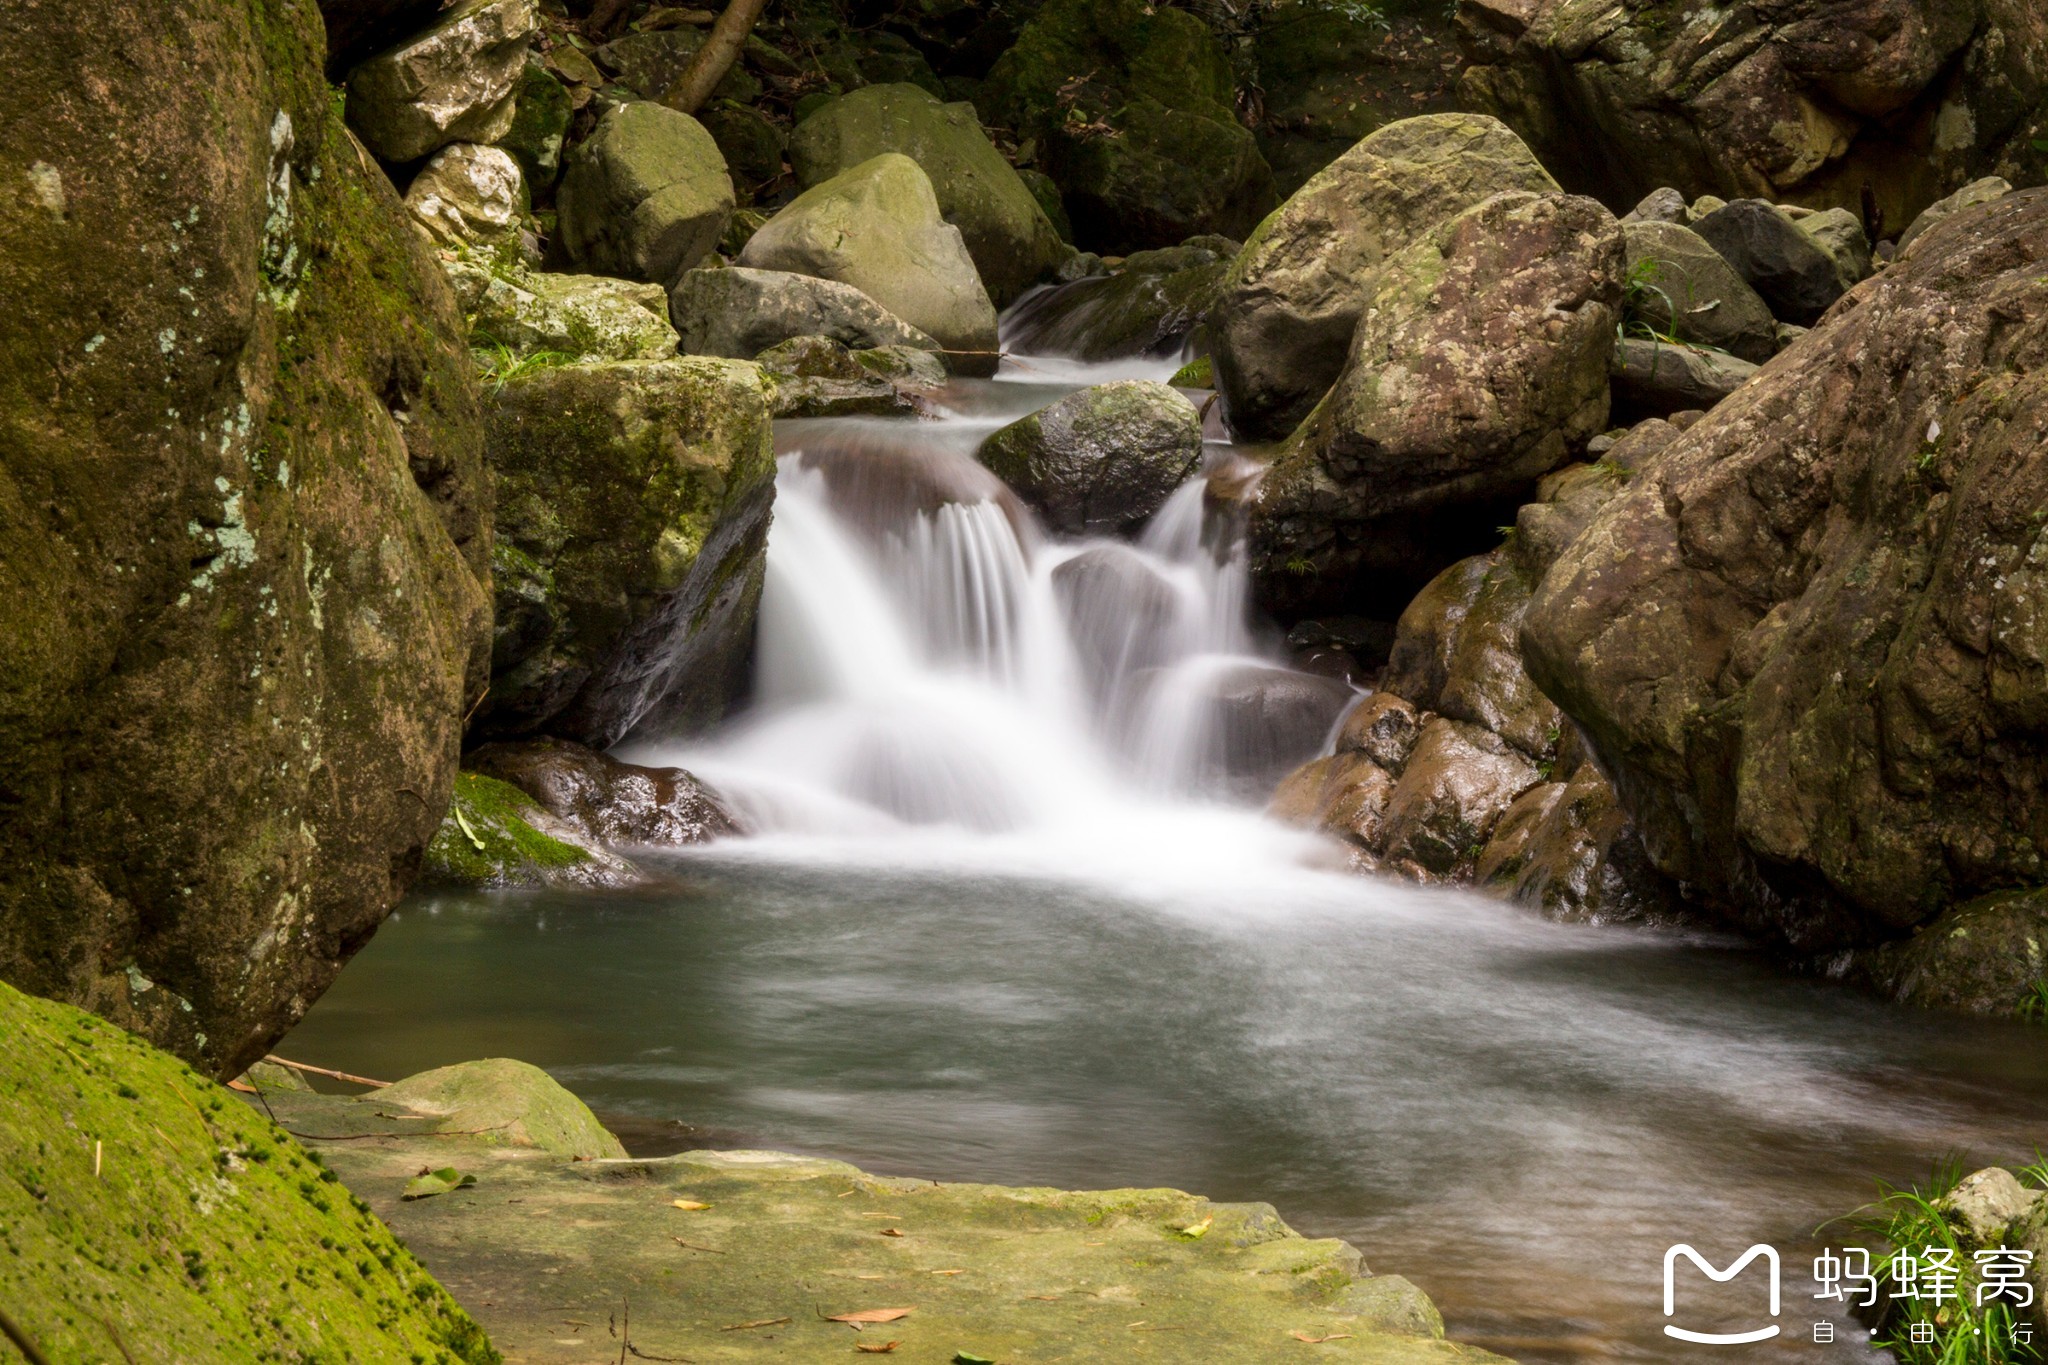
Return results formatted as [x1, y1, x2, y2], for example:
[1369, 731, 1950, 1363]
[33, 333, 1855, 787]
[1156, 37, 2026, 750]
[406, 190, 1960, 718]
[628, 354, 1350, 877]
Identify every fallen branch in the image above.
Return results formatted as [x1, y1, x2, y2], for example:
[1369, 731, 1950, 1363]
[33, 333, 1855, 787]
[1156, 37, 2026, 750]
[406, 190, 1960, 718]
[0, 1305, 51, 1365]
[280, 1122, 510, 1143]
[658, 0, 772, 115]
[262, 1056, 391, 1088]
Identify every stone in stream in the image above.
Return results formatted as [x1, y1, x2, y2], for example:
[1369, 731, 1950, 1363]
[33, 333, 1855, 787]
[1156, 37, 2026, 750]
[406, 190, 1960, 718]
[467, 735, 741, 847]
[420, 771, 645, 889]
[477, 357, 776, 748]
[1521, 187, 2048, 974]
[976, 380, 1204, 537]
[1247, 189, 1624, 621]
[788, 83, 1068, 306]
[752, 334, 946, 418]
[443, 257, 680, 361]
[1001, 240, 1233, 362]
[0, 0, 493, 1077]
[1051, 545, 1183, 702]
[343, 0, 537, 163]
[403, 142, 526, 250]
[1620, 218, 1778, 363]
[670, 266, 940, 360]
[1690, 199, 1847, 326]
[256, 1056, 1499, 1362]
[1210, 113, 1563, 442]
[0, 982, 499, 1361]
[1610, 338, 1761, 422]
[556, 102, 734, 287]
[740, 153, 1001, 375]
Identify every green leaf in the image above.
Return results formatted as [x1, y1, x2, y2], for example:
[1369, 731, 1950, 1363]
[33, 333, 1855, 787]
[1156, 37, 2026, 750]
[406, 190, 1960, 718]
[953, 1354, 996, 1364]
[2035, 138, 2048, 153]
[402, 1167, 477, 1201]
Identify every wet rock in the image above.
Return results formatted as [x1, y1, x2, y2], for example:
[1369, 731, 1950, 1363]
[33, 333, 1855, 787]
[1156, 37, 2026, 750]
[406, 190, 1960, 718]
[1521, 188, 2048, 958]
[1432, 559, 1563, 760]
[447, 258, 678, 361]
[467, 737, 739, 847]
[420, 772, 644, 889]
[344, 0, 536, 163]
[1477, 763, 1678, 924]
[1611, 338, 1760, 422]
[796, 438, 1025, 542]
[741, 153, 1000, 375]
[1621, 219, 1777, 364]
[557, 102, 734, 286]
[1269, 751, 1398, 850]
[1052, 545, 1183, 701]
[1797, 207, 1874, 293]
[1379, 719, 1543, 875]
[789, 83, 1067, 306]
[977, 381, 1203, 536]
[977, 0, 1275, 253]
[478, 357, 776, 747]
[0, 0, 493, 1076]
[404, 142, 525, 249]
[1001, 246, 1228, 361]
[1848, 890, 2048, 1017]
[1199, 664, 1358, 792]
[753, 334, 942, 417]
[1250, 190, 1623, 619]
[670, 266, 940, 359]
[1211, 114, 1562, 442]
[498, 57, 572, 191]
[1898, 176, 2014, 255]
[1937, 1167, 2043, 1250]
[1335, 692, 1424, 771]
[1691, 199, 1846, 326]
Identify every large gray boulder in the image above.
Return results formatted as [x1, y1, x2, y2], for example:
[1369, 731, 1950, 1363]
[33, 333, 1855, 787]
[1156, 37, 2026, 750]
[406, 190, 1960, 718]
[789, 84, 1067, 306]
[1796, 207, 1873, 294]
[740, 153, 1000, 375]
[669, 266, 939, 359]
[557, 102, 734, 287]
[1621, 219, 1777, 363]
[1210, 114, 1562, 442]
[403, 142, 525, 249]
[1690, 198, 1848, 326]
[977, 381, 1203, 536]
[1249, 190, 1624, 619]
[344, 0, 537, 163]
[479, 358, 776, 747]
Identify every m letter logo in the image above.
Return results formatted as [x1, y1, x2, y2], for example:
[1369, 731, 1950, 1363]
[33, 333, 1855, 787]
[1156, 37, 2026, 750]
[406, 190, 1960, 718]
[1663, 1244, 1782, 1344]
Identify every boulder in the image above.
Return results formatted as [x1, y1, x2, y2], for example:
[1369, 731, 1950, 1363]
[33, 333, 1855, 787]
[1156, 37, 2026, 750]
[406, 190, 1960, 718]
[557, 102, 734, 286]
[1192, 663, 1358, 793]
[374, 1058, 628, 1159]
[977, 381, 1204, 536]
[789, 84, 1067, 305]
[752, 334, 944, 418]
[1621, 219, 1777, 363]
[0, 0, 492, 1077]
[1624, 187, 1688, 224]
[0, 982, 498, 1361]
[1211, 113, 1563, 441]
[669, 265, 940, 359]
[699, 104, 787, 192]
[1797, 207, 1874, 293]
[419, 772, 643, 889]
[1249, 190, 1623, 619]
[499, 56, 572, 191]
[1520, 188, 2048, 958]
[1378, 719, 1543, 875]
[1898, 175, 2014, 254]
[740, 153, 1000, 374]
[977, 0, 1276, 253]
[447, 259, 679, 360]
[1691, 199, 1847, 326]
[1849, 890, 2048, 1017]
[478, 357, 776, 747]
[468, 737, 740, 849]
[1457, 0, 2048, 238]
[1051, 545, 1183, 701]
[403, 142, 525, 249]
[593, 29, 759, 106]
[1611, 338, 1761, 421]
[1476, 762, 1679, 923]
[343, 0, 537, 163]
[1001, 243, 1229, 361]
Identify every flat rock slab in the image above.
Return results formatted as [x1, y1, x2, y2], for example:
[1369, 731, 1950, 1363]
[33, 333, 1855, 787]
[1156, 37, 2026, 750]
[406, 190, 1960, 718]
[256, 1082, 1503, 1363]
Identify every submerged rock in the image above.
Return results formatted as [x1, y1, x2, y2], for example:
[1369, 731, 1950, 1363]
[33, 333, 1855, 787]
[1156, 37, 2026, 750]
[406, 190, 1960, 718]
[478, 357, 776, 747]
[344, 0, 537, 163]
[557, 102, 734, 287]
[1211, 113, 1562, 442]
[670, 266, 940, 359]
[789, 83, 1067, 305]
[0, 0, 492, 1076]
[420, 771, 643, 889]
[0, 982, 498, 1362]
[468, 736, 740, 848]
[740, 153, 1000, 374]
[977, 381, 1204, 537]
[404, 142, 526, 250]
[1848, 890, 2048, 1017]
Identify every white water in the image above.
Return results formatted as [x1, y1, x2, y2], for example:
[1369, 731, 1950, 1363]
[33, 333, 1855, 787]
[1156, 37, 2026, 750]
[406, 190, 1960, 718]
[627, 358, 1353, 891]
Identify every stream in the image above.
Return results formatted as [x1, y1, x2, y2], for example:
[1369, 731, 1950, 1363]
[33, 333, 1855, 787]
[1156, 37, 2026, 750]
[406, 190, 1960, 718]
[289, 336, 2048, 1362]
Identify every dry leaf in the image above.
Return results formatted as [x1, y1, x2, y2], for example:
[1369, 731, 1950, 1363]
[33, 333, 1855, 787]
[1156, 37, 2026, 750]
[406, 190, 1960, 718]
[671, 1199, 710, 1211]
[879, 1228, 905, 1238]
[1177, 1216, 1213, 1239]
[854, 1344, 900, 1355]
[829, 1308, 914, 1324]
[721, 1317, 791, 1331]
[929, 1269, 965, 1276]
[1289, 1331, 1355, 1343]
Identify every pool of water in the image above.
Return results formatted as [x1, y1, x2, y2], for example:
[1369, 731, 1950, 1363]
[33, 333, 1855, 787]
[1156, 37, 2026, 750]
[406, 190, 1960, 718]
[287, 845, 2048, 1361]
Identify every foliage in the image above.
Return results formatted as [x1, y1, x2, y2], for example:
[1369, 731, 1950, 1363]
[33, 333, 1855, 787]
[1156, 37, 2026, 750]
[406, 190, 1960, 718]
[472, 336, 577, 390]
[2019, 980, 2048, 1025]
[1164, 0, 1390, 109]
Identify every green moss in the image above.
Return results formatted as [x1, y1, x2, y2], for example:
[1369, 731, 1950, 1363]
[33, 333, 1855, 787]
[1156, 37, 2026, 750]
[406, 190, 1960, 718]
[420, 773, 594, 887]
[1169, 355, 1214, 388]
[0, 980, 498, 1363]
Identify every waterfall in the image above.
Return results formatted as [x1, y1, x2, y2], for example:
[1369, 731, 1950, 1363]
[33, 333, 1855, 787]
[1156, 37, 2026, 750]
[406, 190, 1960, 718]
[627, 360, 1354, 873]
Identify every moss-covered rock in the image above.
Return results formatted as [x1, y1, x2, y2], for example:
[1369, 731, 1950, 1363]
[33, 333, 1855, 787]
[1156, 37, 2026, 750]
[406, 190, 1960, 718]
[0, 980, 498, 1363]
[790, 83, 1067, 305]
[753, 334, 942, 417]
[977, 381, 1203, 536]
[497, 56, 571, 192]
[376, 1059, 628, 1159]
[698, 101, 789, 194]
[447, 255, 679, 361]
[477, 357, 776, 747]
[1001, 242, 1231, 361]
[557, 101, 734, 286]
[670, 264, 940, 359]
[0, 0, 492, 1077]
[979, 0, 1275, 253]
[419, 771, 642, 889]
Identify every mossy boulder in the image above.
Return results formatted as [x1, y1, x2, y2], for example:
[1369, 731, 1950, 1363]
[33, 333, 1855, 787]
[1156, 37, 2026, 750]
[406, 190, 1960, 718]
[591, 28, 760, 106]
[978, 0, 1276, 253]
[556, 101, 734, 286]
[1211, 113, 1562, 442]
[343, 0, 536, 163]
[1620, 218, 1777, 363]
[740, 153, 1001, 374]
[419, 771, 642, 889]
[0, 979, 498, 1363]
[477, 357, 776, 747]
[753, 334, 943, 417]
[977, 381, 1203, 536]
[497, 56, 571, 191]
[698, 101, 789, 193]
[789, 83, 1067, 305]
[446, 256, 679, 361]
[670, 265, 940, 359]
[376, 1059, 627, 1159]
[0, 0, 492, 1077]
[1002, 242, 1231, 362]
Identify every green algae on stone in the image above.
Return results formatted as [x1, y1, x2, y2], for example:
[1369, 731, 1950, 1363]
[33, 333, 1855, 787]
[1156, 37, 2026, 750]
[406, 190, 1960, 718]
[0, 980, 498, 1364]
[1169, 355, 1214, 388]
[420, 772, 641, 889]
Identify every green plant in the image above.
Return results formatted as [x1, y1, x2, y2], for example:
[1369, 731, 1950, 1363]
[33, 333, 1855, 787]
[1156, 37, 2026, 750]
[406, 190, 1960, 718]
[2019, 980, 2048, 1025]
[471, 336, 575, 390]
